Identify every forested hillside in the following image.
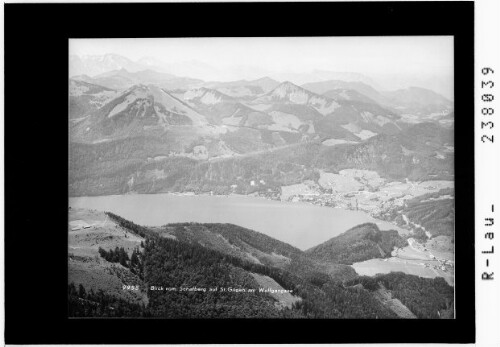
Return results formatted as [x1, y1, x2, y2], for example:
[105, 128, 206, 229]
[157, 222, 357, 282]
[382, 188, 455, 239]
[346, 272, 454, 319]
[306, 223, 407, 265]
[69, 122, 453, 197]
[69, 212, 453, 319]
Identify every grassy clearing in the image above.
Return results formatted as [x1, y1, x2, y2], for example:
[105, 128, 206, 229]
[250, 273, 301, 309]
[373, 285, 417, 319]
[353, 258, 437, 278]
[68, 208, 148, 304]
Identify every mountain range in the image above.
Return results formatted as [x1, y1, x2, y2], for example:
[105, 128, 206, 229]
[70, 53, 453, 97]
[70, 77, 438, 144]
[70, 54, 167, 77]
[70, 54, 376, 84]
[302, 80, 453, 116]
[69, 68, 454, 198]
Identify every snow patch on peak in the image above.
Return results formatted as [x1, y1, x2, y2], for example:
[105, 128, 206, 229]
[265, 82, 340, 115]
[272, 82, 301, 97]
[270, 82, 311, 104]
[288, 90, 309, 104]
[200, 91, 223, 105]
[183, 88, 206, 100]
[309, 96, 340, 115]
[183, 88, 224, 105]
[108, 89, 150, 118]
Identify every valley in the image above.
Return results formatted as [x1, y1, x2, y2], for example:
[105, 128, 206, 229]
[353, 237, 454, 286]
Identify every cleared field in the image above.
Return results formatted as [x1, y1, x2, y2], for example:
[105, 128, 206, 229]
[250, 273, 301, 309]
[393, 243, 430, 261]
[318, 170, 364, 192]
[373, 285, 416, 319]
[353, 258, 438, 279]
[318, 170, 453, 208]
[68, 208, 148, 304]
[425, 236, 454, 260]
[268, 110, 303, 132]
[69, 208, 143, 257]
[353, 238, 454, 286]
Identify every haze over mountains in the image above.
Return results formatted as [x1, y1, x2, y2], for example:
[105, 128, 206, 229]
[70, 53, 453, 98]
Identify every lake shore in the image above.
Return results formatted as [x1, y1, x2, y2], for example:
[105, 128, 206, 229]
[69, 192, 409, 250]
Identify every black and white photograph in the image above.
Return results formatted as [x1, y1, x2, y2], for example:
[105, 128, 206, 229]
[4, 1, 483, 344]
[68, 36, 456, 319]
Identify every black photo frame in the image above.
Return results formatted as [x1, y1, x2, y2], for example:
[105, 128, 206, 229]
[4, 1, 474, 344]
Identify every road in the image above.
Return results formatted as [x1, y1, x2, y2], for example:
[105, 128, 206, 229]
[207, 140, 313, 163]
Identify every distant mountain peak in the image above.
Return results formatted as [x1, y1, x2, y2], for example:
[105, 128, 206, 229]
[382, 86, 452, 109]
[254, 76, 277, 83]
[271, 81, 305, 96]
[278, 80, 300, 88]
[267, 81, 331, 102]
[251, 81, 345, 117]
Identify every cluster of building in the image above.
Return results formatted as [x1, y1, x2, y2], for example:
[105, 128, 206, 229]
[423, 260, 453, 273]
[256, 188, 281, 201]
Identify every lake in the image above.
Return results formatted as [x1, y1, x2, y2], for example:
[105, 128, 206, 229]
[69, 193, 407, 250]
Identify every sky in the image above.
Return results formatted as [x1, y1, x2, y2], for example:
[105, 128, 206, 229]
[70, 36, 453, 76]
[70, 37, 454, 97]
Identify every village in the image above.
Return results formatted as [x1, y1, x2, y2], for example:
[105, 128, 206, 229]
[404, 238, 454, 274]
[253, 169, 454, 219]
